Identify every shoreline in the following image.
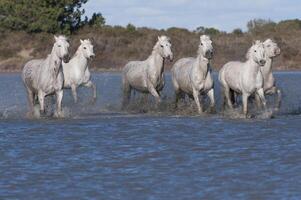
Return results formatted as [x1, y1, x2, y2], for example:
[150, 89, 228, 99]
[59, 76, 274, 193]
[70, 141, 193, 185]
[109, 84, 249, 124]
[1, 68, 301, 74]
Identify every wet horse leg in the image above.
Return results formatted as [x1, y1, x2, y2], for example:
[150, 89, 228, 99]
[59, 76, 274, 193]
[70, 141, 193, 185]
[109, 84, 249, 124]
[71, 84, 78, 103]
[192, 88, 202, 114]
[265, 86, 281, 111]
[54, 90, 64, 117]
[122, 80, 131, 109]
[38, 91, 45, 114]
[84, 80, 97, 103]
[26, 88, 35, 116]
[207, 88, 215, 113]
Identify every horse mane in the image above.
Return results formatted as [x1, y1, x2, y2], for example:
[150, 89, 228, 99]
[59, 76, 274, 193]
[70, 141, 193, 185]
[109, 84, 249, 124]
[56, 35, 68, 42]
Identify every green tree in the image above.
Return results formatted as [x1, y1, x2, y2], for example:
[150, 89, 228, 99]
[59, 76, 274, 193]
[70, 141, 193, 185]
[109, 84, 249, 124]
[126, 23, 136, 32]
[0, 0, 88, 33]
[232, 28, 243, 36]
[204, 27, 220, 35]
[88, 13, 105, 28]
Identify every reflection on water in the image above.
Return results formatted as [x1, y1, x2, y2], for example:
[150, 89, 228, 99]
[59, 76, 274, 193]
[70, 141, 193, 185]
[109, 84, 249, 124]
[0, 72, 301, 199]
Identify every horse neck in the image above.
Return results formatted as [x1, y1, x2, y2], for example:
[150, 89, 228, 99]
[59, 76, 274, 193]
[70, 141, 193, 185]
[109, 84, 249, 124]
[44, 48, 62, 77]
[148, 48, 164, 74]
[245, 59, 261, 78]
[73, 49, 88, 71]
[261, 57, 273, 76]
[196, 54, 209, 75]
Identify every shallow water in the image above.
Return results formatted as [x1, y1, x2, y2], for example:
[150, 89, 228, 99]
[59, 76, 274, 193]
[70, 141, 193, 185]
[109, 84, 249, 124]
[0, 72, 301, 199]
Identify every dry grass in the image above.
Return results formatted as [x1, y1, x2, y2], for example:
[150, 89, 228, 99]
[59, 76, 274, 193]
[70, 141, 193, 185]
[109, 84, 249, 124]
[0, 25, 300, 72]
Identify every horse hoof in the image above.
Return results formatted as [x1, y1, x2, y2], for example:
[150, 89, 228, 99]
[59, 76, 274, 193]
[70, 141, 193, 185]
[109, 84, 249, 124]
[54, 111, 64, 118]
[245, 114, 254, 119]
[90, 98, 97, 105]
[208, 107, 216, 114]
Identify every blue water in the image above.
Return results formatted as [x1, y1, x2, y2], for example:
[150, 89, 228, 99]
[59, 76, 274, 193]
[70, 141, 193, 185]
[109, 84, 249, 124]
[0, 72, 301, 199]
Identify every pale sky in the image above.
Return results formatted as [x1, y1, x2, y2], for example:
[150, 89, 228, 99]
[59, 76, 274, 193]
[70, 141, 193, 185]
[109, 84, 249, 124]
[83, 0, 301, 32]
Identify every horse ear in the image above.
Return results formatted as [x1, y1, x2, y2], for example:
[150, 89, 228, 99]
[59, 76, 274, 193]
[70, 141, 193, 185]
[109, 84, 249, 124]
[80, 39, 84, 44]
[157, 36, 161, 42]
[253, 40, 261, 45]
[54, 35, 58, 42]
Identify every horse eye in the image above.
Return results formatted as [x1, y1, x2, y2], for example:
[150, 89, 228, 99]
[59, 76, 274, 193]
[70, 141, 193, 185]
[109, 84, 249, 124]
[84, 47, 87, 49]
[58, 45, 61, 47]
[160, 45, 164, 48]
[254, 50, 257, 52]
[201, 43, 203, 46]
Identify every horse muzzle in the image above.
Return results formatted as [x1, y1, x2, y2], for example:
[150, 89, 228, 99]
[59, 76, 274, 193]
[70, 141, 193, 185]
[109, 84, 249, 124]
[166, 54, 173, 62]
[89, 54, 95, 59]
[205, 50, 213, 59]
[63, 55, 70, 63]
[259, 59, 266, 66]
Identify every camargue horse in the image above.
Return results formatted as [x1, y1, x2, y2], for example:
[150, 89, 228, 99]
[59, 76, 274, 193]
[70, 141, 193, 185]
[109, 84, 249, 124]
[256, 39, 281, 110]
[218, 40, 267, 118]
[122, 35, 173, 107]
[171, 35, 215, 114]
[62, 39, 96, 103]
[22, 35, 70, 118]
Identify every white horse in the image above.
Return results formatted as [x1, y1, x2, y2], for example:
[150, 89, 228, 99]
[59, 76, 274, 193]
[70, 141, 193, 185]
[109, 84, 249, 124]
[219, 41, 267, 118]
[22, 35, 70, 117]
[122, 35, 173, 107]
[256, 39, 281, 110]
[62, 39, 96, 103]
[171, 35, 215, 114]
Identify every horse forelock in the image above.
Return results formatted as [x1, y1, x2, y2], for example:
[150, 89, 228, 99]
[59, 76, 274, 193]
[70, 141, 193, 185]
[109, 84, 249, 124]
[197, 35, 212, 56]
[200, 35, 211, 42]
[56, 35, 68, 42]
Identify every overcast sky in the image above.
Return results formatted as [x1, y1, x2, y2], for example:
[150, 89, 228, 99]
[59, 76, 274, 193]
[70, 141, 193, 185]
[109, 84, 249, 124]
[83, 0, 301, 32]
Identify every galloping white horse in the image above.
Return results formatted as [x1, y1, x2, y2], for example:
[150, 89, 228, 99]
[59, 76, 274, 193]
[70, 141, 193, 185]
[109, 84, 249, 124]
[256, 39, 281, 110]
[122, 35, 173, 107]
[22, 35, 70, 117]
[171, 35, 215, 114]
[62, 39, 96, 103]
[219, 41, 267, 117]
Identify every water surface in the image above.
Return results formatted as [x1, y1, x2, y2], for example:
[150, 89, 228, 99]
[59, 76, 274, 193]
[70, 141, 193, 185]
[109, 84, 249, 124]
[0, 72, 301, 199]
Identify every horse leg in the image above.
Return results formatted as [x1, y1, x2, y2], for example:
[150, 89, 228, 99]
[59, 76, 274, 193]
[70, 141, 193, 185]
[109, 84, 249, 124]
[229, 89, 235, 106]
[38, 91, 45, 114]
[148, 83, 161, 104]
[266, 86, 281, 111]
[71, 84, 78, 103]
[255, 93, 262, 110]
[26, 88, 35, 116]
[122, 81, 131, 109]
[54, 90, 64, 118]
[174, 89, 181, 109]
[242, 93, 250, 118]
[140, 93, 148, 105]
[224, 86, 233, 110]
[275, 88, 282, 111]
[207, 88, 216, 113]
[256, 88, 267, 111]
[192, 88, 202, 114]
[84, 80, 97, 103]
